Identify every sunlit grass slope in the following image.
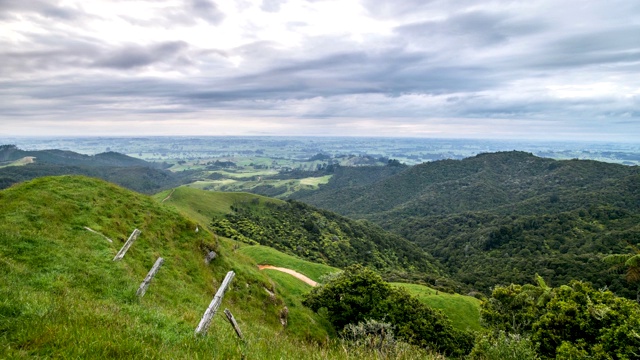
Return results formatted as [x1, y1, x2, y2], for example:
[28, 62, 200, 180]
[154, 186, 282, 226]
[393, 283, 482, 332]
[0, 176, 353, 359]
[240, 245, 339, 282]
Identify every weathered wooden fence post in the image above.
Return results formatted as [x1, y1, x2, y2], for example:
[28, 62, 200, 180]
[224, 309, 244, 340]
[113, 229, 141, 261]
[205, 251, 217, 264]
[195, 271, 235, 335]
[136, 257, 164, 298]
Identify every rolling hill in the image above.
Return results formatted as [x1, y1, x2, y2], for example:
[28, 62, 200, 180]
[292, 152, 640, 297]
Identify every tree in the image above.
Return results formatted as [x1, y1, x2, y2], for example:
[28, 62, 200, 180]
[532, 281, 640, 359]
[604, 246, 640, 301]
[303, 264, 473, 356]
[303, 264, 392, 329]
[482, 278, 640, 359]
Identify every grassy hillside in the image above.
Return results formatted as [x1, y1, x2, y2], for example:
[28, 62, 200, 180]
[1, 176, 447, 359]
[155, 186, 282, 225]
[239, 245, 338, 282]
[0, 176, 358, 358]
[393, 283, 482, 332]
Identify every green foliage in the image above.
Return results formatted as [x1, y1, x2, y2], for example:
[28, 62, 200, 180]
[303, 265, 474, 357]
[293, 152, 640, 299]
[468, 331, 539, 360]
[341, 319, 398, 354]
[210, 198, 441, 279]
[480, 278, 552, 333]
[532, 281, 640, 359]
[482, 278, 640, 359]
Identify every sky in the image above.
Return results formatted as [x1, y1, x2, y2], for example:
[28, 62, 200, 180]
[1, 0, 639, 141]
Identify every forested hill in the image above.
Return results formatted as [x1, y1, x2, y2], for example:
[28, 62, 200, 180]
[0, 144, 167, 168]
[292, 151, 640, 298]
[0, 145, 191, 194]
[292, 151, 639, 221]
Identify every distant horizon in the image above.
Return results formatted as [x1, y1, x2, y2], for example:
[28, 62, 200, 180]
[2, 134, 640, 145]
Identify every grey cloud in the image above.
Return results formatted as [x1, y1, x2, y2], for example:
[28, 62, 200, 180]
[532, 27, 640, 69]
[0, 37, 194, 75]
[396, 10, 546, 49]
[94, 41, 190, 69]
[0, 0, 79, 20]
[188, 0, 224, 24]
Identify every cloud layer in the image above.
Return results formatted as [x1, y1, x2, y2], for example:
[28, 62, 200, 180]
[1, 0, 639, 140]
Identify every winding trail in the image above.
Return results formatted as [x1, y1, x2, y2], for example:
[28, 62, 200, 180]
[161, 188, 176, 203]
[258, 265, 318, 287]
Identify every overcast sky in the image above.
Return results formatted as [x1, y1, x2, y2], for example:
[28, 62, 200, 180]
[1, 0, 639, 140]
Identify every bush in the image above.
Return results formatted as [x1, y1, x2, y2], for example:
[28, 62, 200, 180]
[468, 331, 539, 360]
[303, 265, 474, 356]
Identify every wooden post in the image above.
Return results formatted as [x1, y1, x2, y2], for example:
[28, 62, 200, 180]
[205, 251, 217, 264]
[224, 309, 243, 339]
[195, 271, 235, 335]
[280, 306, 289, 327]
[84, 226, 113, 243]
[113, 229, 140, 261]
[136, 257, 164, 298]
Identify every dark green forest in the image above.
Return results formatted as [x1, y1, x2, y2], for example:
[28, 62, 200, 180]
[210, 198, 444, 281]
[293, 152, 640, 298]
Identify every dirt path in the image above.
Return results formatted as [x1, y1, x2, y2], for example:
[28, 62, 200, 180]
[161, 188, 176, 203]
[258, 265, 318, 287]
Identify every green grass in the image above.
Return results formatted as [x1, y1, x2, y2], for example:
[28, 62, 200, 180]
[0, 156, 35, 169]
[154, 186, 282, 225]
[240, 245, 339, 282]
[0, 176, 442, 358]
[299, 175, 332, 187]
[392, 283, 483, 332]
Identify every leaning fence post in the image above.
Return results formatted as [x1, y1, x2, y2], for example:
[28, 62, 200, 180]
[136, 257, 164, 298]
[113, 229, 141, 261]
[195, 271, 235, 335]
[224, 309, 244, 340]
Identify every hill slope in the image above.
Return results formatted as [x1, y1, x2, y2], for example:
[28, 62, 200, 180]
[157, 187, 444, 282]
[0, 176, 345, 358]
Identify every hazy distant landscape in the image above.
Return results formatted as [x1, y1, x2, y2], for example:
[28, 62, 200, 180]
[4, 136, 640, 165]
